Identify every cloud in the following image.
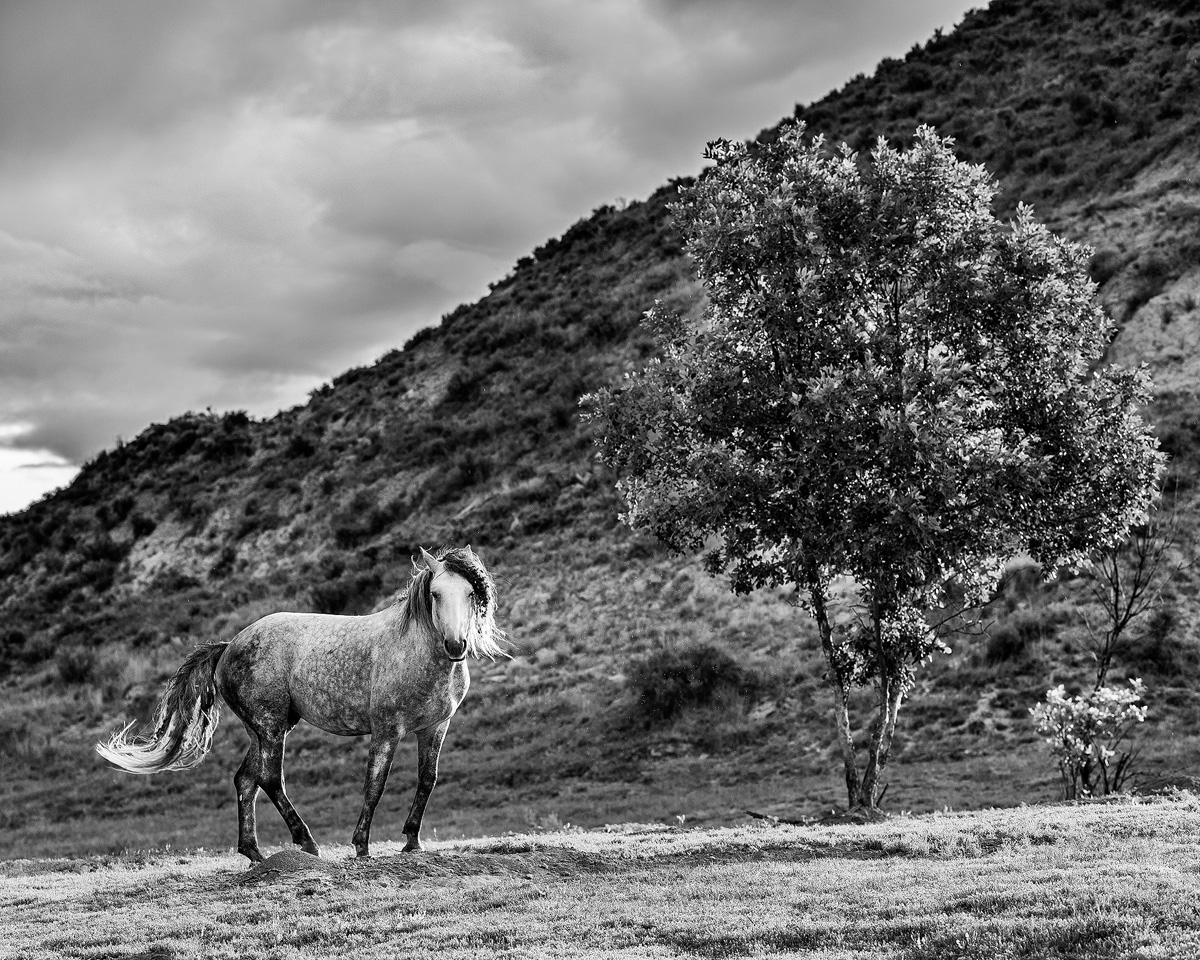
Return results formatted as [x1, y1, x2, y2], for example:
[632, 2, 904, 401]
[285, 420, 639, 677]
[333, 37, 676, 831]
[0, 425, 78, 515]
[0, 0, 977, 510]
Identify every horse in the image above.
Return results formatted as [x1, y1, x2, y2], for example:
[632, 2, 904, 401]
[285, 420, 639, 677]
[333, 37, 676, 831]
[97, 545, 504, 861]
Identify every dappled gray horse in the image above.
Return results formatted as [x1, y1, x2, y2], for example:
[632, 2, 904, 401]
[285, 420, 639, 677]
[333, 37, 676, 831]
[98, 546, 504, 861]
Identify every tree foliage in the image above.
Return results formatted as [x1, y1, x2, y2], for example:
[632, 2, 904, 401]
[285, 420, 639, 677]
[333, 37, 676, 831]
[586, 123, 1163, 809]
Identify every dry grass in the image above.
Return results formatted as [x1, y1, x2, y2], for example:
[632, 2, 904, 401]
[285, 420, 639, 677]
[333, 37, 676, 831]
[3, 797, 1200, 959]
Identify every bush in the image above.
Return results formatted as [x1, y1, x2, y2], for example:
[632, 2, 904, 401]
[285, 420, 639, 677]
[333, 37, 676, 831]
[443, 369, 480, 406]
[55, 645, 97, 685]
[209, 545, 237, 579]
[1124, 251, 1173, 318]
[985, 609, 1048, 665]
[309, 569, 382, 615]
[0, 630, 27, 677]
[285, 433, 316, 458]
[1087, 248, 1125, 287]
[331, 492, 409, 548]
[130, 513, 157, 539]
[1123, 610, 1200, 679]
[1030, 680, 1146, 799]
[628, 642, 753, 724]
[426, 451, 493, 506]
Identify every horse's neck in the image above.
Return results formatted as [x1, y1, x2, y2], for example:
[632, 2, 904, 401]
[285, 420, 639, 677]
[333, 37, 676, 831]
[384, 605, 439, 662]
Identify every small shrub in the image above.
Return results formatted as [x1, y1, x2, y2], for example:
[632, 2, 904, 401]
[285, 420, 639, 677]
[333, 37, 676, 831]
[629, 642, 753, 724]
[426, 451, 493, 506]
[1124, 251, 1173, 318]
[1087, 249, 1124, 286]
[995, 563, 1044, 609]
[285, 433, 316, 458]
[55, 645, 97, 685]
[985, 609, 1047, 665]
[209, 545, 237, 579]
[130, 513, 157, 539]
[1124, 610, 1200, 679]
[152, 567, 202, 593]
[235, 499, 284, 540]
[1030, 680, 1146, 799]
[331, 491, 409, 548]
[309, 570, 381, 615]
[443, 369, 480, 406]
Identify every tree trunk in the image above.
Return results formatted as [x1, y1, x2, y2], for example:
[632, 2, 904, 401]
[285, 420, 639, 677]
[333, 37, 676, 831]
[859, 669, 904, 807]
[831, 673, 861, 806]
[808, 583, 862, 807]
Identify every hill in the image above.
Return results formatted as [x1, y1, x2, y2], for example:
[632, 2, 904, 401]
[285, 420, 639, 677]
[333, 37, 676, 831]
[2, 0, 1200, 859]
[3, 799, 1200, 959]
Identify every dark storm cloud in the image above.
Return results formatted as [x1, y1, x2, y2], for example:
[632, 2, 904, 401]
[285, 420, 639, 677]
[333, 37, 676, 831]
[0, 0, 977, 513]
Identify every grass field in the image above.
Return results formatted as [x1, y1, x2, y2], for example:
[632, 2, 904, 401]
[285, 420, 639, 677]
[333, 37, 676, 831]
[3, 797, 1200, 959]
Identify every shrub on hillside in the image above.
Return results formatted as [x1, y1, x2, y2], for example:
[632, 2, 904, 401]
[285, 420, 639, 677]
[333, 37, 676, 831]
[629, 642, 755, 724]
[1088, 248, 1125, 286]
[1123, 608, 1200, 680]
[426, 450, 493, 506]
[985, 609, 1051, 665]
[235, 498, 284, 540]
[331, 492, 410, 548]
[309, 565, 382, 615]
[285, 433, 316, 458]
[0, 631, 26, 677]
[55, 645, 96, 685]
[1124, 251, 1174, 318]
[130, 513, 157, 539]
[1031, 680, 1146, 799]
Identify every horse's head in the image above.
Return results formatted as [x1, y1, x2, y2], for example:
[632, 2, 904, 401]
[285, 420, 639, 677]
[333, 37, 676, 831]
[421, 547, 473, 661]
[415, 545, 506, 662]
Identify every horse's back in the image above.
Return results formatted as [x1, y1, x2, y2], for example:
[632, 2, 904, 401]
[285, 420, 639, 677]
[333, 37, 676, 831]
[216, 610, 390, 736]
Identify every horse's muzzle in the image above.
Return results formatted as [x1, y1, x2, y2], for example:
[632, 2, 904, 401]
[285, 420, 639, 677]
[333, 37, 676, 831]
[444, 638, 467, 661]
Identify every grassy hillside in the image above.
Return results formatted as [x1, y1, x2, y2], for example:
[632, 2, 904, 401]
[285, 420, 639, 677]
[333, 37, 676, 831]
[2, 0, 1200, 860]
[3, 799, 1200, 959]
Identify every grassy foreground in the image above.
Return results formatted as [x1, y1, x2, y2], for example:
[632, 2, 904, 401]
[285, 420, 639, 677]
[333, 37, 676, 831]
[3, 798, 1200, 959]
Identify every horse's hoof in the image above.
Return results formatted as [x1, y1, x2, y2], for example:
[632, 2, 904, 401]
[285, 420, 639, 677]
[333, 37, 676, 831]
[300, 842, 321, 858]
[402, 840, 423, 853]
[239, 847, 265, 863]
[355, 847, 370, 859]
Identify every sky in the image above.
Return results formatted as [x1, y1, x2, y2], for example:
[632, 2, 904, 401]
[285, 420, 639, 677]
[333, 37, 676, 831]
[0, 0, 980, 516]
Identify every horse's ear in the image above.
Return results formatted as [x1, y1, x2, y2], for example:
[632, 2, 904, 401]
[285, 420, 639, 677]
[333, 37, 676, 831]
[420, 546, 444, 576]
[465, 543, 476, 556]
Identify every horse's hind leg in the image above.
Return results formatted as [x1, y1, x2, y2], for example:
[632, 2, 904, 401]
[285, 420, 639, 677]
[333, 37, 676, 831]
[234, 737, 264, 863]
[403, 720, 450, 853]
[259, 731, 320, 858]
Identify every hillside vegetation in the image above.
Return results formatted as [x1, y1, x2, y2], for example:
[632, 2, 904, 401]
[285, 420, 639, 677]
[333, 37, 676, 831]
[3, 799, 1200, 959]
[3, 0, 1200, 859]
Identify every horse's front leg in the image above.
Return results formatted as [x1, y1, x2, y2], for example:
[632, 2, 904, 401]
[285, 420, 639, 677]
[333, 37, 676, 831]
[403, 720, 450, 853]
[353, 728, 402, 858]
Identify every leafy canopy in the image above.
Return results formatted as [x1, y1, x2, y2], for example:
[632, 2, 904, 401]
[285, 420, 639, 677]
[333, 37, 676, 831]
[587, 123, 1161, 683]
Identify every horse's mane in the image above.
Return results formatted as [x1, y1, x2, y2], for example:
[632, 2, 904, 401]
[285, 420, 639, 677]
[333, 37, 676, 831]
[397, 547, 507, 660]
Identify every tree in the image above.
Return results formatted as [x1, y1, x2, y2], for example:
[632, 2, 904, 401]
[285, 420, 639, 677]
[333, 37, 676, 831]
[584, 123, 1163, 811]
[1081, 494, 1186, 689]
[1030, 492, 1188, 801]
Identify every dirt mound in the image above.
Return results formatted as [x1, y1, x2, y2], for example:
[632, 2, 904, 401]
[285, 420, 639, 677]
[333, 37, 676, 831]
[238, 849, 338, 884]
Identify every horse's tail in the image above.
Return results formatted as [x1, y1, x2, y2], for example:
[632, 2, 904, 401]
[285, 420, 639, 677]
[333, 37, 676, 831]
[96, 640, 228, 774]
